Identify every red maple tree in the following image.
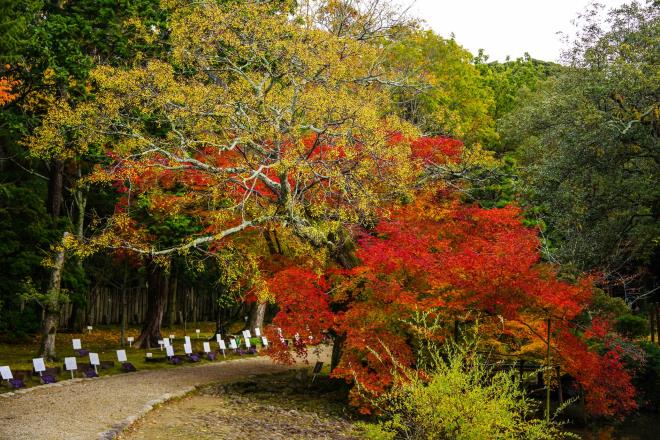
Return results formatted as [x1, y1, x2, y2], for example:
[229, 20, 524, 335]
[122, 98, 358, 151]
[264, 138, 637, 418]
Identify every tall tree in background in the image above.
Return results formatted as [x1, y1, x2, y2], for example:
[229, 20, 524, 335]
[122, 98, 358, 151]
[387, 30, 497, 147]
[501, 1, 659, 297]
[0, 0, 169, 349]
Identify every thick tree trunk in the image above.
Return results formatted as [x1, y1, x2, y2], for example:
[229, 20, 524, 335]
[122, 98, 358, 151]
[250, 301, 267, 333]
[329, 232, 357, 372]
[47, 160, 64, 217]
[331, 333, 346, 371]
[135, 261, 168, 349]
[39, 232, 69, 360]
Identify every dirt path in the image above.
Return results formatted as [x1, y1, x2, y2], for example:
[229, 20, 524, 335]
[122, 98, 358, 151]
[120, 375, 359, 440]
[0, 357, 307, 440]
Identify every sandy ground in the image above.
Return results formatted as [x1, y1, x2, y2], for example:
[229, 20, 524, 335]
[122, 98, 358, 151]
[120, 373, 358, 440]
[0, 351, 329, 440]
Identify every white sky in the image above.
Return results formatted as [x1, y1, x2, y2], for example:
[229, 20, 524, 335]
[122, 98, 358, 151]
[394, 0, 631, 62]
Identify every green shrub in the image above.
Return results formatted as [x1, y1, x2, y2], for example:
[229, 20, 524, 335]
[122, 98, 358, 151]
[358, 344, 575, 440]
[614, 314, 649, 339]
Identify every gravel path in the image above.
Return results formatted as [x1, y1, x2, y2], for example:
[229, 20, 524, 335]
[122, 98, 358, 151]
[0, 357, 303, 440]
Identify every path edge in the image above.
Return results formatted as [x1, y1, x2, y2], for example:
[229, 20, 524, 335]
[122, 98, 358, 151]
[97, 385, 197, 440]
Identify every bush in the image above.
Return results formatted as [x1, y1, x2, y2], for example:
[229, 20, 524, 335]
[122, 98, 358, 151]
[615, 314, 649, 339]
[358, 344, 575, 440]
[635, 342, 660, 411]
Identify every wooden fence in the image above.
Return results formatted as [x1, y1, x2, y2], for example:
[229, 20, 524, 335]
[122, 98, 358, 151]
[58, 286, 218, 326]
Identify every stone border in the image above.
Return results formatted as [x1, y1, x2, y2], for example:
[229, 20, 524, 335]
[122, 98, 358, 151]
[98, 385, 197, 440]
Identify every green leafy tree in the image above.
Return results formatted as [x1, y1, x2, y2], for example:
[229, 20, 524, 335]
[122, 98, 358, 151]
[388, 30, 497, 146]
[501, 1, 659, 288]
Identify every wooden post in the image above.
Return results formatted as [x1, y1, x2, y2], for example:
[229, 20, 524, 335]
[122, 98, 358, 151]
[546, 317, 551, 423]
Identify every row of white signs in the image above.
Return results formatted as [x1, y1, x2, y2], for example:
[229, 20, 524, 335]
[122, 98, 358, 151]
[160, 334, 269, 355]
[0, 334, 271, 381]
[70, 327, 263, 351]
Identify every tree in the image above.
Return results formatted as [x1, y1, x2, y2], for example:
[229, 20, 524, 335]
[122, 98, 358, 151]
[29, 0, 418, 345]
[0, 0, 170, 352]
[265, 177, 637, 417]
[387, 30, 497, 146]
[500, 1, 659, 291]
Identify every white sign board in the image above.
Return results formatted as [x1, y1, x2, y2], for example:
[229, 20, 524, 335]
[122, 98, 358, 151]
[215, 334, 222, 343]
[196, 329, 200, 335]
[261, 336, 269, 347]
[245, 338, 251, 348]
[32, 358, 46, 373]
[184, 336, 191, 345]
[127, 337, 134, 342]
[89, 353, 100, 366]
[87, 326, 93, 331]
[72, 339, 82, 350]
[184, 343, 193, 354]
[254, 328, 261, 337]
[64, 357, 77, 371]
[166, 345, 174, 357]
[116, 350, 128, 363]
[163, 337, 170, 346]
[218, 339, 226, 350]
[203, 342, 211, 353]
[169, 334, 175, 340]
[146, 352, 153, 358]
[229, 339, 237, 349]
[0, 366, 13, 380]
[243, 330, 252, 339]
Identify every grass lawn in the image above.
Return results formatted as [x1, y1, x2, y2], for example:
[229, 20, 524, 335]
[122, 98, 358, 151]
[0, 321, 266, 393]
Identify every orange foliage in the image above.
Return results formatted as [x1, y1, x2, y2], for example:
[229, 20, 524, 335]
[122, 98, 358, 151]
[0, 77, 18, 106]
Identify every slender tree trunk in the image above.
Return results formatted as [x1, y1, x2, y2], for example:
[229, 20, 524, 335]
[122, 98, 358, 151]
[214, 307, 227, 337]
[120, 261, 128, 346]
[68, 176, 88, 332]
[168, 272, 178, 327]
[653, 304, 660, 345]
[135, 261, 168, 349]
[651, 307, 656, 344]
[39, 232, 69, 360]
